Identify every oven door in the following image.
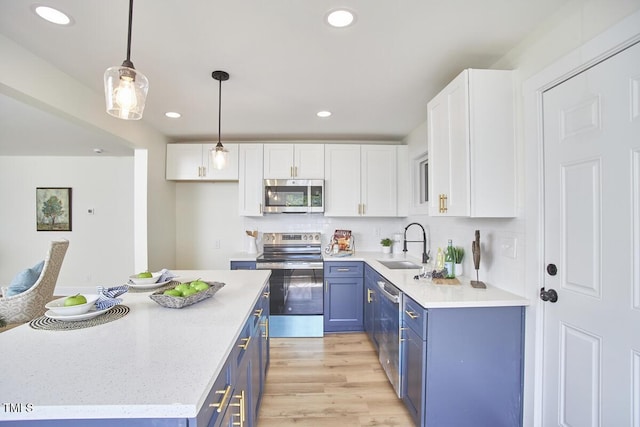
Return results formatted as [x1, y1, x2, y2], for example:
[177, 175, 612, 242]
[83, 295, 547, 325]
[267, 265, 323, 315]
[257, 261, 324, 337]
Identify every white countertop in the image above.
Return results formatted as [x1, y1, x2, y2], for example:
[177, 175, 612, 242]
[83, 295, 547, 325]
[0, 269, 270, 422]
[324, 252, 529, 308]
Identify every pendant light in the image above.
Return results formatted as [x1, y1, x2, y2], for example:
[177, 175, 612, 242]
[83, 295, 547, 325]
[104, 0, 149, 120]
[211, 70, 229, 170]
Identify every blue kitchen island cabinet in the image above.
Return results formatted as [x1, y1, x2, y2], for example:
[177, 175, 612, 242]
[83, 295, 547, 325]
[323, 261, 364, 332]
[402, 294, 525, 427]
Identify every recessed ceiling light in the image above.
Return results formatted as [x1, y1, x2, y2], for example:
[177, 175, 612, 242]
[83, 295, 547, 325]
[165, 112, 181, 118]
[317, 111, 332, 118]
[33, 5, 72, 25]
[326, 9, 355, 28]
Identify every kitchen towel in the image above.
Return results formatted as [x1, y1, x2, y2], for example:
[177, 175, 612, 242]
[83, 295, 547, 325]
[95, 284, 129, 310]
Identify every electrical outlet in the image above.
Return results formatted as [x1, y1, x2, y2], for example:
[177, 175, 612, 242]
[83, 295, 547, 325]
[87, 208, 95, 215]
[499, 237, 517, 259]
[215, 240, 221, 249]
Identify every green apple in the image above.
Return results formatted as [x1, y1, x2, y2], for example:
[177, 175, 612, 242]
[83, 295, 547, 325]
[137, 271, 153, 278]
[182, 288, 198, 297]
[190, 280, 209, 291]
[174, 283, 190, 293]
[163, 289, 182, 297]
[64, 294, 87, 306]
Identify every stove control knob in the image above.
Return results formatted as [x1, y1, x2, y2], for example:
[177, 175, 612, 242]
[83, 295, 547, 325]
[303, 235, 308, 240]
[314, 234, 320, 241]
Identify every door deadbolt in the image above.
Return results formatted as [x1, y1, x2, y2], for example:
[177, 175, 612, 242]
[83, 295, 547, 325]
[546, 264, 558, 276]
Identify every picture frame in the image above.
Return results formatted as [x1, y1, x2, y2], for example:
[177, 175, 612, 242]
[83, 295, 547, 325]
[36, 187, 72, 231]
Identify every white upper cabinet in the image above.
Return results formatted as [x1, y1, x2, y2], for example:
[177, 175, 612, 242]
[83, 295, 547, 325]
[238, 144, 264, 216]
[263, 144, 324, 179]
[166, 143, 239, 181]
[427, 69, 516, 217]
[325, 144, 400, 217]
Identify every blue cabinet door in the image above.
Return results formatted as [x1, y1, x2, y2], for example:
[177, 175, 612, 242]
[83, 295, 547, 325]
[402, 323, 425, 426]
[363, 265, 379, 349]
[323, 276, 364, 332]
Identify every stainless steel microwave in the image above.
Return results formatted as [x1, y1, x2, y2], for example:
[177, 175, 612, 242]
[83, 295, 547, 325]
[263, 179, 324, 213]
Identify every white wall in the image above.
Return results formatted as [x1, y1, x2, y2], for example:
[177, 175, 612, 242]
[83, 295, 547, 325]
[0, 156, 135, 294]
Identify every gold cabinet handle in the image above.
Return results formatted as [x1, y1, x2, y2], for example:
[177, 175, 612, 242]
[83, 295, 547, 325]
[367, 288, 374, 303]
[325, 280, 329, 293]
[209, 384, 232, 412]
[231, 390, 245, 427]
[405, 310, 418, 319]
[254, 308, 263, 318]
[439, 194, 448, 213]
[261, 318, 269, 338]
[336, 268, 350, 272]
[238, 336, 251, 350]
[263, 291, 270, 299]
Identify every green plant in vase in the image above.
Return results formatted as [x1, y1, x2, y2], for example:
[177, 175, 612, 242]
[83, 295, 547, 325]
[380, 238, 392, 254]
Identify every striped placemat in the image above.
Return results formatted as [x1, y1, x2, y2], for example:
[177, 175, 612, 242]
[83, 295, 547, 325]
[29, 305, 130, 331]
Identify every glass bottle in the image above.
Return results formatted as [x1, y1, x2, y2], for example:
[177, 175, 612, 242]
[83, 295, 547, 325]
[435, 248, 444, 271]
[444, 239, 455, 278]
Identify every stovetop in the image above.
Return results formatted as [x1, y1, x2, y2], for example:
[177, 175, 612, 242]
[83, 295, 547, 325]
[257, 232, 322, 263]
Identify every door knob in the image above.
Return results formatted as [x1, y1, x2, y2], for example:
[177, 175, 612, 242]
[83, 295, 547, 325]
[540, 287, 558, 303]
[546, 264, 558, 276]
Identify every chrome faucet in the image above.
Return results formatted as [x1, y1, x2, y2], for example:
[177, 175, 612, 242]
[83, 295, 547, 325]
[403, 222, 430, 264]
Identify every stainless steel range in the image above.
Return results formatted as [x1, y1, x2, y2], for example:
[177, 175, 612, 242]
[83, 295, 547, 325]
[256, 232, 323, 337]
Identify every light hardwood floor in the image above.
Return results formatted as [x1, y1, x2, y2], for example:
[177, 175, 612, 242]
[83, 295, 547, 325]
[257, 333, 414, 427]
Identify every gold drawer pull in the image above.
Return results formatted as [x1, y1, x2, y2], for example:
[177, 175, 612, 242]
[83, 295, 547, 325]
[209, 384, 232, 412]
[367, 288, 374, 303]
[238, 336, 251, 350]
[405, 310, 418, 319]
[254, 308, 263, 317]
[263, 291, 270, 299]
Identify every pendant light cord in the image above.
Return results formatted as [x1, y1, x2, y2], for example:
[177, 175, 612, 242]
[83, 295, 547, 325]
[218, 78, 222, 144]
[126, 0, 134, 64]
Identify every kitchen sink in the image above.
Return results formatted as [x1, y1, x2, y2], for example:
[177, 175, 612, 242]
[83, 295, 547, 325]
[377, 260, 422, 270]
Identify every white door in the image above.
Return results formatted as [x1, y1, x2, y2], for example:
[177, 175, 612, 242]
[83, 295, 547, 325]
[542, 41, 640, 426]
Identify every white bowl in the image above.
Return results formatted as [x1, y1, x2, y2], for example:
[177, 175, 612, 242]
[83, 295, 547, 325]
[45, 294, 100, 316]
[129, 272, 161, 285]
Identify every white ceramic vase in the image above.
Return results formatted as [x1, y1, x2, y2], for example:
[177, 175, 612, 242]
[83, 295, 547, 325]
[381, 246, 391, 254]
[455, 263, 463, 277]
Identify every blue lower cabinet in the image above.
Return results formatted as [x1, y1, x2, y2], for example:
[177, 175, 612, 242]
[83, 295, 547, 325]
[400, 296, 525, 427]
[230, 261, 256, 270]
[363, 265, 380, 350]
[323, 262, 364, 333]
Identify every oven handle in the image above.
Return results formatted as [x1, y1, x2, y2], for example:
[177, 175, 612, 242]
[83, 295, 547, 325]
[377, 281, 400, 304]
[256, 262, 324, 270]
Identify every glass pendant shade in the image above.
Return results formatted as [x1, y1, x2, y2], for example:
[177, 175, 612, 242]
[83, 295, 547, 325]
[104, 65, 149, 120]
[211, 142, 228, 170]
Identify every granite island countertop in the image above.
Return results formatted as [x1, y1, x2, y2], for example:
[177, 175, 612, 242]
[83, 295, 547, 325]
[0, 269, 270, 423]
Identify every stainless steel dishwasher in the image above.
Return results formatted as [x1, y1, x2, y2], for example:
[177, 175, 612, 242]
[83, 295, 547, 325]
[376, 279, 403, 398]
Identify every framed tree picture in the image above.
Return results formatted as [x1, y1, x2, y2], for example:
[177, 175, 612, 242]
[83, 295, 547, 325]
[36, 187, 72, 231]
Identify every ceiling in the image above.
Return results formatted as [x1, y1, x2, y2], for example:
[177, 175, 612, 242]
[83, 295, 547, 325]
[0, 0, 571, 156]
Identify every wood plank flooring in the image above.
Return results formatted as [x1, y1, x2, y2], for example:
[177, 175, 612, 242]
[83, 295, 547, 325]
[257, 333, 414, 427]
